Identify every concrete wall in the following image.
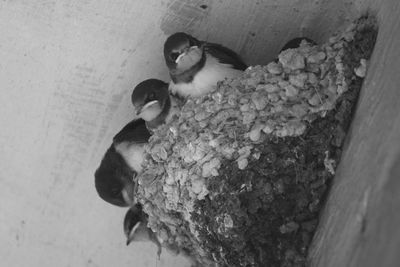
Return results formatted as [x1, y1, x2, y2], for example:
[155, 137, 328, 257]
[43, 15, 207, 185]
[0, 0, 368, 266]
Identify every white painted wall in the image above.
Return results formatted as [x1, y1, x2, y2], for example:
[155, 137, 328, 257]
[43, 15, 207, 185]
[0, 0, 363, 266]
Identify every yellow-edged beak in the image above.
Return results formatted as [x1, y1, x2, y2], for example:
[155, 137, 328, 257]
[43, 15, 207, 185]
[135, 100, 159, 116]
[175, 46, 199, 63]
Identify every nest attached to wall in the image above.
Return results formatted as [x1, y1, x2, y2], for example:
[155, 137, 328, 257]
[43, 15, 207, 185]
[136, 16, 377, 267]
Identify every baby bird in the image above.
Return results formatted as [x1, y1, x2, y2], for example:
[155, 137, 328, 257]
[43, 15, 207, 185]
[123, 203, 162, 257]
[279, 37, 317, 52]
[131, 79, 181, 132]
[164, 32, 247, 98]
[124, 204, 201, 266]
[94, 119, 151, 207]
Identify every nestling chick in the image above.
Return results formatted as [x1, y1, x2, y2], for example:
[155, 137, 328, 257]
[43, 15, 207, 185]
[123, 203, 162, 257]
[164, 32, 247, 98]
[124, 204, 200, 266]
[131, 79, 181, 132]
[280, 37, 317, 52]
[273, 37, 317, 63]
[94, 119, 151, 207]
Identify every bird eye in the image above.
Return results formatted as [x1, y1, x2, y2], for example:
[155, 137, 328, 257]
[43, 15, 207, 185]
[147, 92, 156, 102]
[170, 52, 180, 61]
[112, 187, 121, 196]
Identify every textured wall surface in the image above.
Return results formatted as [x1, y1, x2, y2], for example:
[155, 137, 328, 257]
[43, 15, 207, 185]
[0, 0, 370, 266]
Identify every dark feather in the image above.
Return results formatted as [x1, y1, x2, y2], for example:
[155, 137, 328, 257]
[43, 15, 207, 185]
[94, 145, 134, 207]
[205, 42, 247, 70]
[113, 118, 151, 145]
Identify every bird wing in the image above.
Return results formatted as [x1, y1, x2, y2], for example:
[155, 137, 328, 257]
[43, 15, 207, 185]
[205, 42, 247, 71]
[113, 118, 151, 145]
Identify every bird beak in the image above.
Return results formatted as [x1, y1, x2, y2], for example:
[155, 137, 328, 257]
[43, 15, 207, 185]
[135, 100, 162, 122]
[175, 46, 201, 65]
[135, 100, 160, 116]
[142, 100, 159, 112]
[175, 53, 185, 63]
[125, 221, 143, 246]
[135, 105, 143, 116]
[126, 232, 135, 245]
[175, 46, 197, 63]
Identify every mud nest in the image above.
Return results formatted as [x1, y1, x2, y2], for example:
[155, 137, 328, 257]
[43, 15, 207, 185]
[136, 16, 378, 267]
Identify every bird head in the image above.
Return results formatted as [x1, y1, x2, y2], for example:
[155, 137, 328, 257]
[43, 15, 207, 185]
[163, 32, 204, 72]
[131, 79, 169, 122]
[94, 146, 135, 207]
[123, 203, 150, 246]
